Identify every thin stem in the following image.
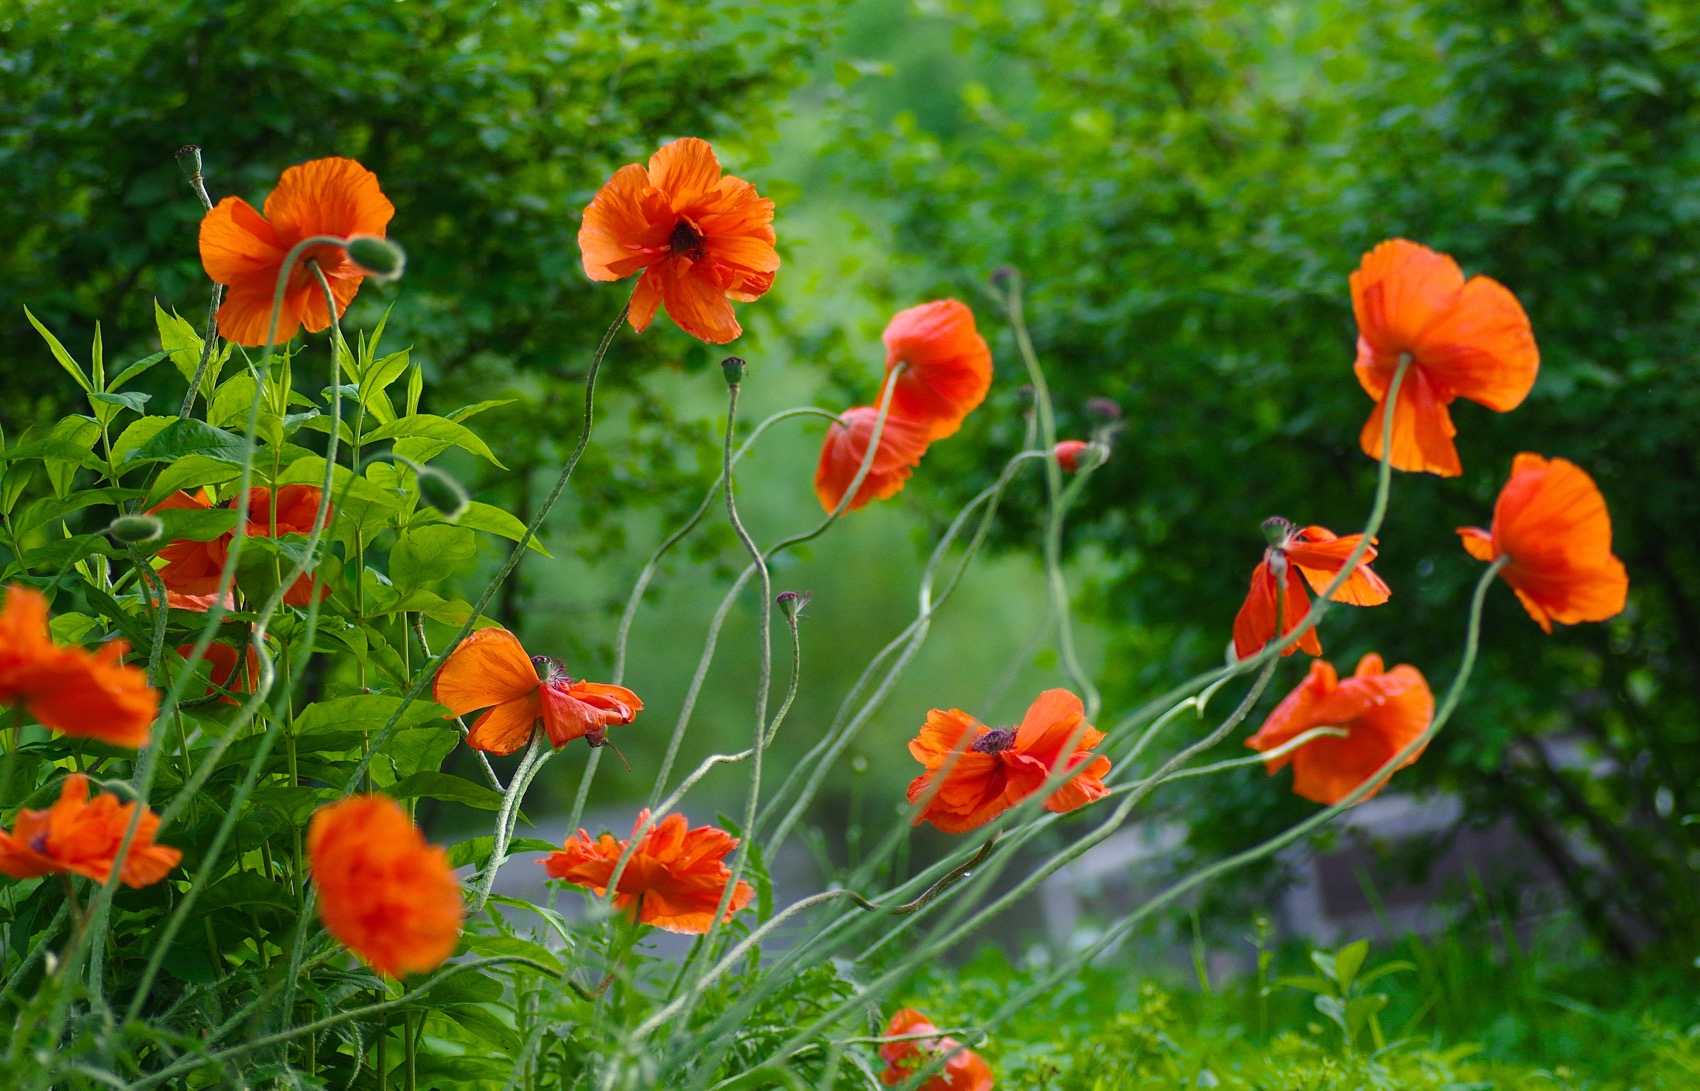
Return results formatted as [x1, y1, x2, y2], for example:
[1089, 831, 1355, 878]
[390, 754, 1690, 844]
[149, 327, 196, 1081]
[470, 732, 551, 915]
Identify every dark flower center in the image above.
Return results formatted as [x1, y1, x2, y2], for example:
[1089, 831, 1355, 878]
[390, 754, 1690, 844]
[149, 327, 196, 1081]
[533, 655, 571, 686]
[972, 727, 1018, 754]
[669, 218, 707, 261]
[28, 832, 49, 854]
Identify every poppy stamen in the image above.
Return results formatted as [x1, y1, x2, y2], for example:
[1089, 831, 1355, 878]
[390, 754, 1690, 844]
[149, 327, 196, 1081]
[669, 219, 707, 261]
[971, 727, 1018, 754]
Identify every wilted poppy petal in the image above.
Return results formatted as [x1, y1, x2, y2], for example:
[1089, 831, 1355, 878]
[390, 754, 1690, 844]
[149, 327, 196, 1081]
[814, 407, 933, 513]
[433, 627, 543, 715]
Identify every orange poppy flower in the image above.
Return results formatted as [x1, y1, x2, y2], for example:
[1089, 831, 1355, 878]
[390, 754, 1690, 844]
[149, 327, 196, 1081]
[181, 641, 260, 704]
[1246, 653, 1433, 805]
[907, 689, 1111, 834]
[815, 406, 933, 514]
[1231, 518, 1390, 661]
[150, 489, 225, 600]
[307, 795, 462, 978]
[1052, 440, 1091, 472]
[1351, 238, 1539, 477]
[541, 808, 754, 934]
[0, 585, 159, 748]
[878, 1008, 994, 1091]
[149, 486, 331, 607]
[882, 300, 993, 440]
[578, 137, 778, 344]
[0, 774, 180, 887]
[433, 627, 642, 756]
[1457, 453, 1628, 632]
[199, 157, 395, 346]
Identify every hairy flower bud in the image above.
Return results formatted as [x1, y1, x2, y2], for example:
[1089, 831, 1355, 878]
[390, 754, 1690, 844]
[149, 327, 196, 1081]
[107, 514, 164, 544]
[345, 235, 406, 282]
[417, 466, 470, 522]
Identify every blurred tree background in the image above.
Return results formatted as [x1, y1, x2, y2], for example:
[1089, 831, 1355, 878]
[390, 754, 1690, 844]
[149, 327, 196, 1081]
[4, 0, 1698, 963]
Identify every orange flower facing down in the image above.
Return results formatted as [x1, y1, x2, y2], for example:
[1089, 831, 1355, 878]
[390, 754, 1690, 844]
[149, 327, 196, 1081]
[883, 300, 994, 440]
[149, 486, 331, 607]
[200, 157, 395, 346]
[307, 795, 462, 978]
[1351, 238, 1539, 477]
[541, 808, 754, 934]
[433, 627, 642, 756]
[1246, 653, 1433, 805]
[0, 585, 159, 748]
[907, 689, 1111, 834]
[579, 138, 778, 344]
[878, 1008, 995, 1091]
[0, 774, 180, 887]
[1232, 518, 1391, 661]
[815, 406, 933, 514]
[1458, 453, 1628, 632]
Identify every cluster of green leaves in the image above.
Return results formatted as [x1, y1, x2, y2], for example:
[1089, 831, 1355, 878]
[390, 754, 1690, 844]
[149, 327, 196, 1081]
[817, 0, 1700, 955]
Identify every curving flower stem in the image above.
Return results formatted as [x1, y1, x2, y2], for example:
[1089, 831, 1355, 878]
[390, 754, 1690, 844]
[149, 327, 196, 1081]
[176, 146, 224, 420]
[469, 731, 550, 915]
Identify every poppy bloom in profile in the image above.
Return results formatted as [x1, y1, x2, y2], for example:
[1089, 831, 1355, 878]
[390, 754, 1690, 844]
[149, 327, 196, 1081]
[815, 406, 933, 514]
[541, 808, 753, 934]
[1458, 453, 1628, 632]
[907, 689, 1111, 834]
[307, 795, 462, 977]
[1246, 653, 1434, 806]
[878, 1008, 994, 1091]
[433, 627, 642, 756]
[199, 157, 395, 346]
[0, 585, 159, 748]
[579, 137, 778, 344]
[1052, 440, 1094, 472]
[1232, 518, 1390, 661]
[150, 485, 331, 608]
[1351, 238, 1539, 477]
[0, 774, 180, 887]
[882, 300, 993, 440]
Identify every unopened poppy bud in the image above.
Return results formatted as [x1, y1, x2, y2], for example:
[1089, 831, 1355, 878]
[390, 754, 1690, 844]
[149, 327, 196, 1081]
[175, 145, 203, 182]
[989, 265, 1017, 289]
[345, 235, 406, 282]
[1017, 384, 1035, 405]
[776, 590, 811, 622]
[721, 356, 746, 386]
[417, 466, 470, 521]
[107, 514, 164, 544]
[1261, 516, 1294, 548]
[1053, 440, 1100, 473]
[1086, 397, 1121, 422]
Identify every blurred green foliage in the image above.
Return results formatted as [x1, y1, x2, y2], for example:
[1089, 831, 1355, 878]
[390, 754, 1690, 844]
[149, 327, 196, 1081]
[815, 0, 1700, 956]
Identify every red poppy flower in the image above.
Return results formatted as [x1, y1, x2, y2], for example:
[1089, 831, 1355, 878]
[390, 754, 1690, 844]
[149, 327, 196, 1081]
[907, 689, 1111, 834]
[149, 486, 331, 607]
[0, 585, 159, 748]
[1457, 453, 1628, 632]
[307, 795, 462, 978]
[878, 1008, 994, 1091]
[0, 774, 180, 887]
[814, 406, 933, 514]
[579, 138, 778, 344]
[433, 627, 642, 756]
[1052, 440, 1091, 472]
[1232, 519, 1390, 660]
[199, 157, 395, 346]
[182, 641, 260, 704]
[1351, 238, 1539, 477]
[541, 808, 754, 934]
[1246, 653, 1433, 805]
[882, 300, 993, 440]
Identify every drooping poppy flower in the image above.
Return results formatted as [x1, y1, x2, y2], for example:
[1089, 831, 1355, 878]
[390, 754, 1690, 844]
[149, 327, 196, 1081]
[149, 485, 332, 607]
[1246, 653, 1433, 805]
[150, 489, 226, 600]
[433, 627, 642, 756]
[814, 406, 933, 514]
[907, 689, 1111, 834]
[878, 1008, 995, 1091]
[578, 137, 778, 344]
[882, 300, 994, 440]
[541, 808, 754, 934]
[1052, 440, 1092, 472]
[1351, 238, 1539, 477]
[0, 585, 159, 748]
[199, 157, 395, 347]
[1457, 453, 1628, 633]
[0, 774, 180, 887]
[1231, 518, 1391, 661]
[307, 795, 462, 978]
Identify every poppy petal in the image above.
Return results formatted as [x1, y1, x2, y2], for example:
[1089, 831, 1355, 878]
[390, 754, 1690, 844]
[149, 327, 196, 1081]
[1411, 275, 1539, 412]
[433, 627, 542, 715]
[262, 157, 395, 242]
[1358, 364, 1462, 477]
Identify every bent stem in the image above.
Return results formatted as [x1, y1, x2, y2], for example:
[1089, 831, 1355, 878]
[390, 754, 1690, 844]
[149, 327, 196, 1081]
[470, 731, 551, 915]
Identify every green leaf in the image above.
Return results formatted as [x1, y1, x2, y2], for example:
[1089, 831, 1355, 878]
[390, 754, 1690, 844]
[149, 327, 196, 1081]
[294, 694, 452, 736]
[446, 399, 515, 422]
[363, 415, 506, 467]
[390, 525, 477, 593]
[90, 390, 151, 414]
[152, 506, 240, 544]
[111, 416, 176, 464]
[446, 836, 558, 871]
[14, 486, 143, 538]
[143, 456, 242, 508]
[1333, 940, 1369, 991]
[108, 349, 174, 392]
[451, 502, 551, 557]
[156, 299, 219, 396]
[386, 771, 505, 811]
[128, 419, 251, 466]
[1273, 974, 1333, 996]
[24, 305, 92, 393]
[42, 416, 102, 496]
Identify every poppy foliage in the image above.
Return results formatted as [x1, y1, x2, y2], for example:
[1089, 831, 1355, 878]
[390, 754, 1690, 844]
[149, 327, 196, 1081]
[883, 300, 993, 440]
[199, 157, 395, 346]
[878, 1008, 995, 1091]
[579, 137, 778, 344]
[151, 485, 331, 608]
[1246, 653, 1434, 805]
[907, 689, 1110, 834]
[307, 795, 463, 978]
[542, 809, 753, 934]
[814, 407, 934, 514]
[0, 584, 158, 748]
[1351, 238, 1539, 477]
[1231, 519, 1390, 660]
[1458, 453, 1628, 632]
[433, 627, 642, 756]
[0, 774, 180, 888]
